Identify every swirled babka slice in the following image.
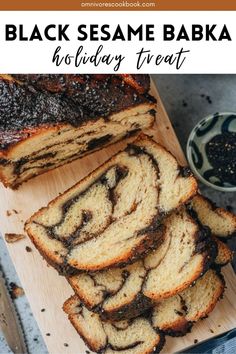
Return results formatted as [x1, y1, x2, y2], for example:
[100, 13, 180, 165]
[152, 269, 225, 336]
[0, 74, 155, 189]
[25, 135, 198, 274]
[190, 195, 236, 238]
[68, 206, 216, 321]
[63, 296, 165, 354]
[63, 269, 224, 353]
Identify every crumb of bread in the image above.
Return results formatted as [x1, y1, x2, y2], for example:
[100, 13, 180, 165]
[5, 233, 26, 243]
[6, 209, 20, 217]
[9, 282, 25, 298]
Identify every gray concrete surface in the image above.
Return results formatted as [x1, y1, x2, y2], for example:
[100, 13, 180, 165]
[0, 237, 47, 354]
[0, 74, 235, 354]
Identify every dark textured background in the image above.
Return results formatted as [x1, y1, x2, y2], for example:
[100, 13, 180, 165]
[0, 74, 235, 353]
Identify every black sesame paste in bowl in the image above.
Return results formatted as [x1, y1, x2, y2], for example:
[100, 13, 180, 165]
[205, 132, 236, 186]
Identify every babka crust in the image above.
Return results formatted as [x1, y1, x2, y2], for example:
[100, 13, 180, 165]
[12, 74, 151, 95]
[0, 74, 154, 150]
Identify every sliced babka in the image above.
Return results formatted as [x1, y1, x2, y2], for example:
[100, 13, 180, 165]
[190, 195, 236, 238]
[68, 206, 216, 321]
[63, 269, 224, 353]
[67, 194, 234, 321]
[0, 74, 155, 188]
[152, 269, 225, 336]
[25, 135, 198, 274]
[63, 296, 165, 354]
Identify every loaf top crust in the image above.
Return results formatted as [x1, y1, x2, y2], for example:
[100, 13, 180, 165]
[0, 74, 154, 150]
[12, 74, 151, 95]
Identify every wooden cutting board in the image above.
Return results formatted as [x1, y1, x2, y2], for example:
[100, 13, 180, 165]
[0, 82, 236, 354]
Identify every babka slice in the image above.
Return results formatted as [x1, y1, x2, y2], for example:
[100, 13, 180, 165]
[63, 296, 165, 354]
[68, 206, 216, 321]
[67, 194, 235, 321]
[0, 74, 155, 188]
[152, 269, 225, 336]
[63, 270, 224, 353]
[190, 195, 236, 238]
[25, 135, 198, 274]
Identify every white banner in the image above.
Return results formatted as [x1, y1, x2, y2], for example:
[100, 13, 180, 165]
[0, 11, 235, 73]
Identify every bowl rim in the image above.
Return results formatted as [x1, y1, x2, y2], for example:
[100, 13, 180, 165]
[186, 111, 236, 192]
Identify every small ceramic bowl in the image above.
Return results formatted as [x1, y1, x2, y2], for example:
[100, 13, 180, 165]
[187, 112, 236, 192]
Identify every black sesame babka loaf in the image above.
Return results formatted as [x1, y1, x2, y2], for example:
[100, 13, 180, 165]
[0, 74, 155, 188]
[67, 194, 235, 321]
[68, 204, 217, 321]
[63, 269, 224, 353]
[25, 135, 198, 275]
